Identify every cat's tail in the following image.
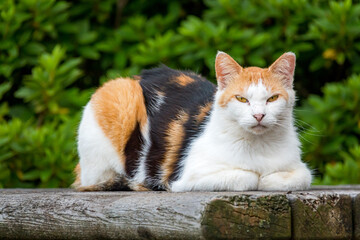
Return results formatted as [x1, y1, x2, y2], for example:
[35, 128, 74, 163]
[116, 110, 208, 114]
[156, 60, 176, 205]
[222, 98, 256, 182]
[73, 173, 132, 191]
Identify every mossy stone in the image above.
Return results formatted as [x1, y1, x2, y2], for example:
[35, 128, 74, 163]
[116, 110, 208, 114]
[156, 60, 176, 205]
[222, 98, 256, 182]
[291, 193, 352, 240]
[201, 194, 291, 239]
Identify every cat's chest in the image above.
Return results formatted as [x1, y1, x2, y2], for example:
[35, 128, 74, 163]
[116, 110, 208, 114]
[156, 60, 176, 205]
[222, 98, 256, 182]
[186, 133, 297, 174]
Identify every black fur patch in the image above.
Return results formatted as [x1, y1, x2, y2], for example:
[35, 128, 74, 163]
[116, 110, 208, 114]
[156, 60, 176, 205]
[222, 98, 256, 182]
[124, 123, 144, 178]
[105, 174, 132, 191]
[139, 66, 216, 189]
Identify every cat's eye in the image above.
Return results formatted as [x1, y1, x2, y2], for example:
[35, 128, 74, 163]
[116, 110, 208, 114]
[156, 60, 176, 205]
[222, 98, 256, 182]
[267, 95, 279, 102]
[235, 95, 248, 103]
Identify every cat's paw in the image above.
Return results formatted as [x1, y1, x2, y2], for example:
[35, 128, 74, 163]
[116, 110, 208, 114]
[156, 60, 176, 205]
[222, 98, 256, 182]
[258, 170, 311, 191]
[232, 171, 259, 191]
[171, 169, 259, 192]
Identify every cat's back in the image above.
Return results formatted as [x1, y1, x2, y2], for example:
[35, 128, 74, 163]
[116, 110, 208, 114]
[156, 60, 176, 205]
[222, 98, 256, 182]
[138, 66, 216, 189]
[139, 65, 216, 117]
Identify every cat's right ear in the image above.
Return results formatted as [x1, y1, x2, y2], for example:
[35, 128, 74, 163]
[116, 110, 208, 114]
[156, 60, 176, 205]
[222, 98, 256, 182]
[215, 51, 242, 90]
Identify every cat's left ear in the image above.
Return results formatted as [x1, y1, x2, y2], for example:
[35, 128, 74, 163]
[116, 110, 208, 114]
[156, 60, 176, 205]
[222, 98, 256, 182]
[269, 52, 296, 88]
[215, 51, 243, 90]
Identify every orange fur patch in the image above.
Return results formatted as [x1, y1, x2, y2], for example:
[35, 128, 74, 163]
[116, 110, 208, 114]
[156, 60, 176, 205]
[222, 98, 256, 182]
[195, 102, 213, 124]
[72, 164, 81, 188]
[91, 78, 147, 168]
[219, 67, 289, 107]
[133, 75, 141, 80]
[76, 184, 104, 192]
[129, 183, 150, 191]
[175, 74, 195, 86]
[161, 110, 189, 186]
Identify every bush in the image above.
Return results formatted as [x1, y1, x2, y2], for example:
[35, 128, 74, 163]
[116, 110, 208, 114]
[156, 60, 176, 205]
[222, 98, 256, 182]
[297, 74, 360, 184]
[1, 0, 360, 187]
[0, 117, 79, 188]
[0, 45, 90, 188]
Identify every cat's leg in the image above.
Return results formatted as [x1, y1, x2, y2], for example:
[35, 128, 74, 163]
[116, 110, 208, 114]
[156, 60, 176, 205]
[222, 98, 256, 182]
[76, 103, 127, 191]
[171, 169, 259, 192]
[258, 163, 312, 191]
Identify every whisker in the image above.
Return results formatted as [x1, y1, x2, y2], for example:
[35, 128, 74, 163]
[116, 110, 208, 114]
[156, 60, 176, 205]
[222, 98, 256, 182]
[294, 119, 320, 131]
[300, 131, 325, 137]
[298, 133, 315, 145]
[272, 122, 291, 129]
[294, 109, 314, 112]
[292, 118, 325, 138]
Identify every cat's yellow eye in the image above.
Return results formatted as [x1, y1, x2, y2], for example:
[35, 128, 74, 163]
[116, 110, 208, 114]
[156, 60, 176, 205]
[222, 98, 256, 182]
[267, 94, 279, 102]
[235, 95, 248, 103]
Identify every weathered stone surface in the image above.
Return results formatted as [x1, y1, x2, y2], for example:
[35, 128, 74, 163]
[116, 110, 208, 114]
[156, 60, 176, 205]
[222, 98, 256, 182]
[201, 194, 291, 239]
[355, 194, 360, 240]
[290, 193, 353, 240]
[0, 190, 212, 239]
[1, 188, 360, 239]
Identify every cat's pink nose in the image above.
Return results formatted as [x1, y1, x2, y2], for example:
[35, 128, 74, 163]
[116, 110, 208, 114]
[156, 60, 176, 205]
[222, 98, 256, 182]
[253, 114, 265, 122]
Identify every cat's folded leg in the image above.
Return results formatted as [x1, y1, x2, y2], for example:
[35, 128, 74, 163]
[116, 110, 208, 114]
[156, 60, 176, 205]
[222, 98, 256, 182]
[258, 163, 312, 191]
[171, 169, 259, 192]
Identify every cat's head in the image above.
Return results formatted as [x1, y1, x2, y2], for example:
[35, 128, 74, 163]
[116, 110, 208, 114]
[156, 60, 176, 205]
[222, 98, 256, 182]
[215, 51, 296, 135]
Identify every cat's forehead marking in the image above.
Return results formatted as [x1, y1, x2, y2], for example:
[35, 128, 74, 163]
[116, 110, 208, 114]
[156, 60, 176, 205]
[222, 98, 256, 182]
[247, 79, 269, 101]
[242, 68, 289, 100]
[218, 67, 289, 107]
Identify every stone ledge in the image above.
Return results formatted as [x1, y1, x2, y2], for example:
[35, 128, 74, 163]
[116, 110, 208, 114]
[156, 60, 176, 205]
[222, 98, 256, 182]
[0, 186, 360, 239]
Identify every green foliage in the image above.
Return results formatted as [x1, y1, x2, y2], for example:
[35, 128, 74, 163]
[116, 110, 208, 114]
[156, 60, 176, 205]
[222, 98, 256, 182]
[0, 45, 89, 188]
[0, 117, 79, 188]
[15, 45, 83, 122]
[298, 74, 360, 184]
[1, 0, 360, 187]
[306, 0, 360, 72]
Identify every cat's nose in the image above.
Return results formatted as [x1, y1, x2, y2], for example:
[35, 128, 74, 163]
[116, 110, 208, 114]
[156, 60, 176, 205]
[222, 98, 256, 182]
[253, 114, 265, 122]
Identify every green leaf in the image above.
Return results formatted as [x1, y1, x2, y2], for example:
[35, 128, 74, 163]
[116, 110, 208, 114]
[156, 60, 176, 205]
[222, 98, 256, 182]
[40, 169, 53, 182]
[0, 82, 11, 100]
[57, 58, 82, 76]
[0, 152, 14, 162]
[23, 42, 46, 55]
[78, 46, 100, 60]
[77, 31, 98, 45]
[22, 170, 41, 181]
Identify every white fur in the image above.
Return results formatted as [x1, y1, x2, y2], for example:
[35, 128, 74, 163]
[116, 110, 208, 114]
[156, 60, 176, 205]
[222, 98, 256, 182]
[171, 81, 312, 192]
[152, 92, 166, 112]
[131, 119, 150, 185]
[77, 102, 125, 186]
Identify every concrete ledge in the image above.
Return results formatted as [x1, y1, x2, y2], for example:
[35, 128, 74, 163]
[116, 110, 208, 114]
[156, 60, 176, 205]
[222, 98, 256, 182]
[1, 186, 360, 239]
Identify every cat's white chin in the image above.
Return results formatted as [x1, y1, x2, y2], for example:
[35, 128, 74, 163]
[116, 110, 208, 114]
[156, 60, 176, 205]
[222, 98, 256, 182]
[248, 124, 269, 135]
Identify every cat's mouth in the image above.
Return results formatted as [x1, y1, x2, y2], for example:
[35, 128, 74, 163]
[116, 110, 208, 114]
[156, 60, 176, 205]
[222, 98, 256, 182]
[251, 124, 267, 129]
[250, 124, 268, 134]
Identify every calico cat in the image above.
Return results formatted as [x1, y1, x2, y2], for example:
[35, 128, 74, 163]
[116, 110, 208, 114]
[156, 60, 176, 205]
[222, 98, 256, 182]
[73, 52, 312, 192]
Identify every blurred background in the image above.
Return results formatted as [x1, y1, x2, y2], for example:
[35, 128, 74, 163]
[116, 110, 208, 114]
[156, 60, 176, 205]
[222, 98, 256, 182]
[0, 0, 359, 188]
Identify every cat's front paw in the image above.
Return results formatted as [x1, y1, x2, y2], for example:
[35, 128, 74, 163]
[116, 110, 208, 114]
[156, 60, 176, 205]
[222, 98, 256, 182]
[258, 170, 311, 191]
[171, 169, 259, 192]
